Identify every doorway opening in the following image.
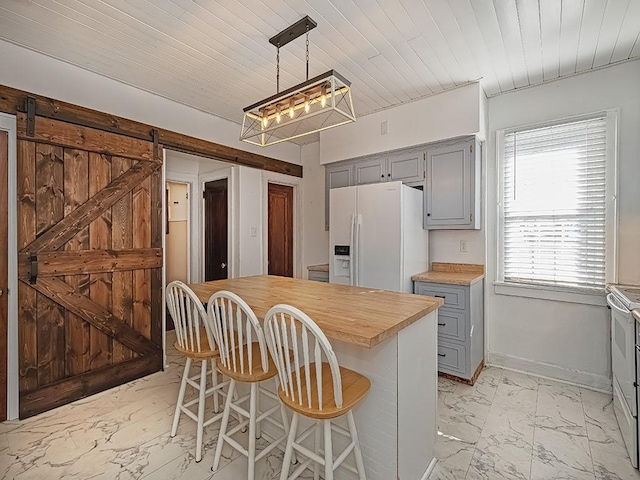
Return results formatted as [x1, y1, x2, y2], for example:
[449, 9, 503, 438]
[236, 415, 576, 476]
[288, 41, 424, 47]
[203, 178, 229, 281]
[267, 183, 294, 277]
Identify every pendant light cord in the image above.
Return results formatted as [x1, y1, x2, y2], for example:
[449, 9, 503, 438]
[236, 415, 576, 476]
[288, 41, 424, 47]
[306, 26, 310, 80]
[276, 44, 280, 93]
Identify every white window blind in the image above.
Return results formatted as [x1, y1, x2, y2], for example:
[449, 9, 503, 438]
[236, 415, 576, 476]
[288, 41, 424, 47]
[502, 115, 608, 291]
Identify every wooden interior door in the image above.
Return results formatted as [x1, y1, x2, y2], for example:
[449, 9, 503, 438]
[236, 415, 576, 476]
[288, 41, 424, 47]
[16, 114, 163, 418]
[268, 183, 294, 277]
[204, 179, 228, 281]
[0, 131, 7, 421]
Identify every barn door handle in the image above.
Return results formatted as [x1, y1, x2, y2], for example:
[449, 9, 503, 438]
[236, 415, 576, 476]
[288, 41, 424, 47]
[29, 254, 38, 284]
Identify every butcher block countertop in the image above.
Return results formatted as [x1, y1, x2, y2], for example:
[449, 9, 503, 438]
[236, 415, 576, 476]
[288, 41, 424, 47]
[412, 262, 485, 286]
[188, 275, 443, 349]
[306, 263, 329, 272]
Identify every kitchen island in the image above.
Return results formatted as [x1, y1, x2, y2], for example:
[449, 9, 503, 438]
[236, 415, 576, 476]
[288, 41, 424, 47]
[189, 275, 443, 480]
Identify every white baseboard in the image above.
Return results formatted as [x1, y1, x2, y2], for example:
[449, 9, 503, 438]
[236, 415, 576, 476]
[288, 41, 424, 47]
[488, 352, 612, 393]
[421, 458, 438, 480]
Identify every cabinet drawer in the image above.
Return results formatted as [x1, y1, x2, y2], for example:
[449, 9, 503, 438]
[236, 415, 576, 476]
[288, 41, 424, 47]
[415, 283, 467, 310]
[308, 271, 329, 282]
[437, 341, 467, 376]
[437, 309, 466, 342]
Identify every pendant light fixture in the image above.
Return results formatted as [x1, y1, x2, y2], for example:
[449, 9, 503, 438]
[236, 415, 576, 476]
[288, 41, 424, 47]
[240, 16, 356, 147]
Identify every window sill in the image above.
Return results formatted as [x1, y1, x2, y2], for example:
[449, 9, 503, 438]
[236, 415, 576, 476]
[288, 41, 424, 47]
[493, 282, 607, 307]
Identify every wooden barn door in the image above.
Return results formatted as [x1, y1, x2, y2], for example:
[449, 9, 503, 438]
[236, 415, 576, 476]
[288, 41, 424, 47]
[16, 113, 163, 418]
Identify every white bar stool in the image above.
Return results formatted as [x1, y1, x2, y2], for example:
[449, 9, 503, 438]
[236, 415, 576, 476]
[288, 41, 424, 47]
[264, 304, 370, 480]
[166, 281, 228, 463]
[208, 291, 292, 480]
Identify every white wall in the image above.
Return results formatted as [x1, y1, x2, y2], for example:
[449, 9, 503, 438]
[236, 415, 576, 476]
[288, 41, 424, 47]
[301, 142, 329, 276]
[319, 82, 482, 164]
[428, 86, 489, 266]
[486, 59, 640, 390]
[0, 39, 301, 165]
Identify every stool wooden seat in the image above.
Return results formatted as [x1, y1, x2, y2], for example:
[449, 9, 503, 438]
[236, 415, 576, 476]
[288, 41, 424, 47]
[265, 304, 369, 480]
[277, 363, 370, 420]
[216, 342, 278, 383]
[166, 281, 228, 463]
[208, 291, 292, 480]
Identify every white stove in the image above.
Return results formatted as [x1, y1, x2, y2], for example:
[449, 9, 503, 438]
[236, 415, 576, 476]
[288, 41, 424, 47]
[608, 284, 640, 469]
[611, 285, 640, 310]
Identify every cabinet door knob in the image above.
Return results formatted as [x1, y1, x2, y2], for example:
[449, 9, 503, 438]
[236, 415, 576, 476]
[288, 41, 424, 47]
[380, 174, 384, 178]
[427, 213, 431, 217]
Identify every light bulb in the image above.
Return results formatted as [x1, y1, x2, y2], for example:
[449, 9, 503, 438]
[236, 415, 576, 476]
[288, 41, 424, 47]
[321, 94, 326, 108]
[289, 99, 295, 118]
[289, 107, 295, 118]
[304, 95, 310, 113]
[262, 116, 268, 128]
[276, 110, 281, 124]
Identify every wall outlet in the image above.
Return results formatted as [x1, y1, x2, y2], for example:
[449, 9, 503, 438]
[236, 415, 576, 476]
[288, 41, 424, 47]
[381, 120, 388, 135]
[249, 226, 258, 237]
[460, 240, 468, 253]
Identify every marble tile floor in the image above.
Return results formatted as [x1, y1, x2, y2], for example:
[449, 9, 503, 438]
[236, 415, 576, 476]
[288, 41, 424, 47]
[1, 342, 638, 480]
[431, 367, 640, 480]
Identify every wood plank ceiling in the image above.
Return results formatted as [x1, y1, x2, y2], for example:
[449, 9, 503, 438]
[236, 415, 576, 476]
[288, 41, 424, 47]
[1, 0, 639, 136]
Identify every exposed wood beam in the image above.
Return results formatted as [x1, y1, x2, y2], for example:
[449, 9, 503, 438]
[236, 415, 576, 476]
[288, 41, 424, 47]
[0, 84, 303, 177]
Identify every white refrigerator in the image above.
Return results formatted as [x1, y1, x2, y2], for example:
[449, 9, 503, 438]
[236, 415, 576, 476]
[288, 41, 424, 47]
[329, 181, 428, 293]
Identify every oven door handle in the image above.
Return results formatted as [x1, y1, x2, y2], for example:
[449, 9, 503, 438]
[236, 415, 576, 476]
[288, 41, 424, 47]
[607, 293, 631, 315]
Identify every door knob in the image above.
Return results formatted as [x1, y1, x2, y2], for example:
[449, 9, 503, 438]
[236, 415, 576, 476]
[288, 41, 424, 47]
[221, 263, 226, 269]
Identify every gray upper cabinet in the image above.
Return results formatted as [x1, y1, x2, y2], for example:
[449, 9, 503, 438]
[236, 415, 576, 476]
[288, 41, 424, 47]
[325, 163, 354, 230]
[424, 137, 481, 230]
[355, 157, 386, 185]
[324, 136, 481, 231]
[388, 150, 424, 184]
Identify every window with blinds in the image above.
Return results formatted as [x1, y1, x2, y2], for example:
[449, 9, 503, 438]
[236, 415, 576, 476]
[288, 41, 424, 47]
[501, 115, 609, 291]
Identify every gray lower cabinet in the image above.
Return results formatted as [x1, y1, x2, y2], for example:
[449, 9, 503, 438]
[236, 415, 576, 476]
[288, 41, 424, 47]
[414, 280, 484, 380]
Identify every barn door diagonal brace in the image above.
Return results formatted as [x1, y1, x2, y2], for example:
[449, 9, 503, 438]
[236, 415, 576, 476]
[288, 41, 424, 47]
[25, 97, 36, 137]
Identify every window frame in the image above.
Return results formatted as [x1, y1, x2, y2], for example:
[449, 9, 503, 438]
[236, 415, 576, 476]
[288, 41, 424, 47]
[495, 110, 618, 306]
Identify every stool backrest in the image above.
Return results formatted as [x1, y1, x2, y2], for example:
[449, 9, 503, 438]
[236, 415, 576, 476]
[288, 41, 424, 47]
[264, 304, 343, 410]
[207, 291, 269, 376]
[166, 281, 214, 354]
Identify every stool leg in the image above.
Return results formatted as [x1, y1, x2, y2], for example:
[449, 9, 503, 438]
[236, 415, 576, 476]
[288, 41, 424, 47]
[248, 383, 257, 480]
[211, 358, 220, 413]
[171, 357, 192, 437]
[213, 379, 235, 472]
[313, 419, 321, 480]
[276, 380, 295, 464]
[255, 383, 261, 439]
[347, 411, 366, 480]
[195, 359, 208, 462]
[323, 419, 334, 480]
[280, 412, 299, 480]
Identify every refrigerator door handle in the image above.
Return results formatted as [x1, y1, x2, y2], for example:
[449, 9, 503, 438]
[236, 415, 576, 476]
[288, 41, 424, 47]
[355, 214, 362, 287]
[349, 214, 355, 286]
